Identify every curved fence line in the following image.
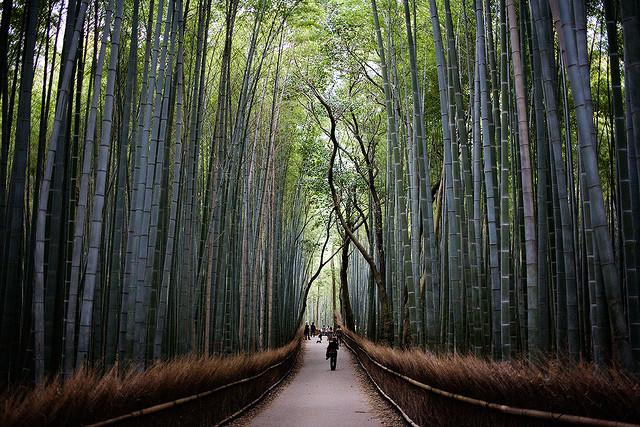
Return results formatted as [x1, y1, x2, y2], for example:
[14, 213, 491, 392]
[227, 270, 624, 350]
[342, 337, 420, 427]
[212, 354, 298, 427]
[87, 345, 300, 427]
[343, 334, 639, 427]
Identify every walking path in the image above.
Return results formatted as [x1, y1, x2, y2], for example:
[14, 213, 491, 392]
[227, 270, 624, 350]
[246, 338, 385, 427]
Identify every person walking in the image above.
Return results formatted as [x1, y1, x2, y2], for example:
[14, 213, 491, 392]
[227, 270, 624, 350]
[335, 326, 343, 346]
[327, 326, 334, 341]
[304, 322, 310, 340]
[326, 337, 339, 371]
[310, 322, 317, 338]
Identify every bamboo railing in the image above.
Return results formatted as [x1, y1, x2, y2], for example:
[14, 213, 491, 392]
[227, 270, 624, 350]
[88, 345, 300, 427]
[343, 333, 639, 427]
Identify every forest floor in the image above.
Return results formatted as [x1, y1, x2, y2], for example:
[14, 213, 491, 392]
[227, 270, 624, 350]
[230, 338, 405, 427]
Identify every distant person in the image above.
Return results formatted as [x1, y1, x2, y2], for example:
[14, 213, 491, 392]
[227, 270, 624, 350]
[317, 326, 323, 343]
[335, 326, 343, 346]
[326, 337, 339, 371]
[311, 322, 317, 337]
[304, 322, 310, 340]
[327, 326, 334, 341]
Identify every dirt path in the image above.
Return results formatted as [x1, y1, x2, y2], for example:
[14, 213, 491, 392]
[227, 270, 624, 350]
[244, 338, 387, 427]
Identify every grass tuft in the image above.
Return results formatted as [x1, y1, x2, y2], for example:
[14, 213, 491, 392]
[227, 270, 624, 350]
[0, 337, 300, 427]
[346, 331, 640, 426]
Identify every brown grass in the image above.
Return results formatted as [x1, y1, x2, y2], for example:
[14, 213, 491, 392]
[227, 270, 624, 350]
[345, 331, 640, 426]
[0, 337, 300, 427]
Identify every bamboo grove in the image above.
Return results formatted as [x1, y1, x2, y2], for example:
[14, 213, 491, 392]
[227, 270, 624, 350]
[1, 0, 640, 386]
[300, 0, 640, 373]
[0, 0, 316, 385]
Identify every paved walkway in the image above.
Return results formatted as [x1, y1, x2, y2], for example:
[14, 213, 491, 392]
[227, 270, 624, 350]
[247, 338, 384, 427]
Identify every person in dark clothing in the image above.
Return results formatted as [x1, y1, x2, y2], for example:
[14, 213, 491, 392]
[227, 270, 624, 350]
[326, 326, 334, 341]
[335, 326, 343, 346]
[310, 322, 317, 337]
[326, 338, 339, 371]
[304, 322, 310, 340]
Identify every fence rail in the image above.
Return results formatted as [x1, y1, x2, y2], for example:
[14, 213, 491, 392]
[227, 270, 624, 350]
[342, 333, 638, 427]
[88, 345, 300, 427]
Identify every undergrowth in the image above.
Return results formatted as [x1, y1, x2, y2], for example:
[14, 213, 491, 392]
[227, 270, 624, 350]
[346, 331, 640, 426]
[0, 337, 300, 427]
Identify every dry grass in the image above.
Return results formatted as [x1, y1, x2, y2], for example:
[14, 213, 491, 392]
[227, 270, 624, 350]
[0, 337, 300, 427]
[346, 331, 640, 426]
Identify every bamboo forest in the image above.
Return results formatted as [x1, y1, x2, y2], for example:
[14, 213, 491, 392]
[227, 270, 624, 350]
[0, 0, 639, 425]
